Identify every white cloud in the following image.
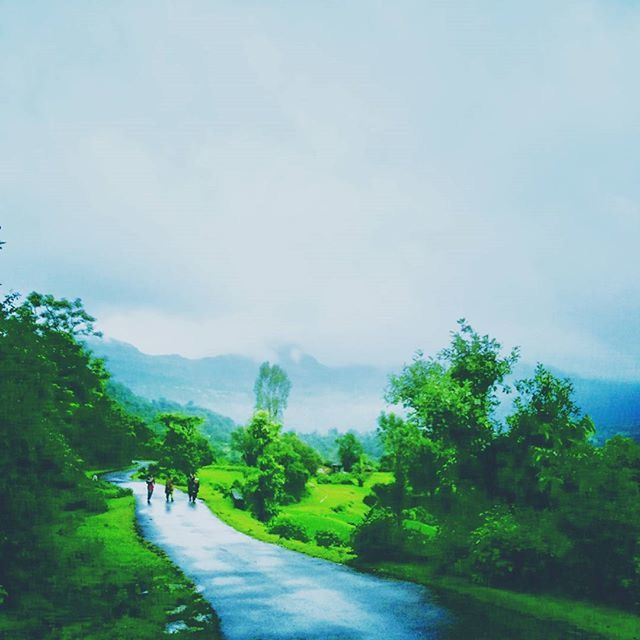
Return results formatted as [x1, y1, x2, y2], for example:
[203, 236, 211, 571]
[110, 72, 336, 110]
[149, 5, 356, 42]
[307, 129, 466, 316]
[2, 1, 640, 380]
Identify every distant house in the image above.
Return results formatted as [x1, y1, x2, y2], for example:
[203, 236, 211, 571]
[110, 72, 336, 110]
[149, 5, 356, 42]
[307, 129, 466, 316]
[330, 463, 343, 474]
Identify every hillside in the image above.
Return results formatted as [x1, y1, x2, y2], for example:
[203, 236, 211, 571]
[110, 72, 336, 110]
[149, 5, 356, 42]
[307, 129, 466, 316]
[88, 339, 388, 432]
[89, 338, 640, 439]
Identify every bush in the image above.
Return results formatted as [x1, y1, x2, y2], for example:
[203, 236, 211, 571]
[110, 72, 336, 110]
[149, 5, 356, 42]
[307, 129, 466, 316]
[466, 507, 571, 588]
[351, 507, 400, 559]
[315, 530, 348, 548]
[317, 472, 355, 485]
[267, 517, 310, 542]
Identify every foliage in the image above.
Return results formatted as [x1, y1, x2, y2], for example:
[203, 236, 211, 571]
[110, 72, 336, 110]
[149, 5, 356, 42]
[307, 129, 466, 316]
[466, 507, 571, 588]
[267, 517, 310, 542]
[351, 507, 400, 560]
[157, 413, 214, 478]
[232, 410, 281, 467]
[233, 412, 323, 514]
[0, 483, 220, 639]
[336, 432, 364, 471]
[315, 530, 348, 548]
[298, 428, 383, 463]
[363, 319, 640, 611]
[253, 361, 291, 423]
[0, 291, 156, 603]
[317, 472, 356, 485]
[0, 289, 217, 635]
[244, 452, 285, 521]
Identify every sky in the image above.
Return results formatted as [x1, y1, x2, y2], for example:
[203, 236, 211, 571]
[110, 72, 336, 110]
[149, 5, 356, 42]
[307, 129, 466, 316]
[1, 1, 639, 380]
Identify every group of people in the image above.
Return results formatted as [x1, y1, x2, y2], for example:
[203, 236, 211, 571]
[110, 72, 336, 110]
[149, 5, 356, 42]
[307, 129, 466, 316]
[145, 474, 200, 504]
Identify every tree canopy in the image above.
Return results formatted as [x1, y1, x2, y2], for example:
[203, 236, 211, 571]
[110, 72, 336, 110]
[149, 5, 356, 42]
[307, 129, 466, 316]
[253, 361, 291, 423]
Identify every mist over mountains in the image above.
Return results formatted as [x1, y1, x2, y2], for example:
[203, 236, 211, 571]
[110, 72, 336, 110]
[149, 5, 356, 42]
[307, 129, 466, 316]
[88, 339, 388, 433]
[88, 338, 640, 439]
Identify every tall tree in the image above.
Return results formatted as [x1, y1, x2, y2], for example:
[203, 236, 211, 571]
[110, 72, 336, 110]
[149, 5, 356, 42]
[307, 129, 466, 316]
[157, 413, 214, 476]
[336, 432, 364, 472]
[253, 361, 291, 423]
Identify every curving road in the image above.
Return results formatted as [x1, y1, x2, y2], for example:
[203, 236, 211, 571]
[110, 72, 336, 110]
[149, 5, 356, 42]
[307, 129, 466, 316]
[107, 470, 450, 639]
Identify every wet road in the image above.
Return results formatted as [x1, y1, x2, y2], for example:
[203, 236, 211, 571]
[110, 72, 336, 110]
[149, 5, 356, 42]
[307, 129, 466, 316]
[106, 470, 449, 639]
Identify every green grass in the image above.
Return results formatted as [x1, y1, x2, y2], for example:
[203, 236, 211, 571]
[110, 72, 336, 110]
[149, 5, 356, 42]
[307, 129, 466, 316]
[196, 466, 393, 563]
[0, 482, 221, 640]
[360, 562, 640, 640]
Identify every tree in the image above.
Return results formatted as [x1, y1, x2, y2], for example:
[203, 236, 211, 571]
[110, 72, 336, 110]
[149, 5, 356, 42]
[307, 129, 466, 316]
[245, 452, 285, 521]
[500, 364, 595, 506]
[386, 319, 518, 495]
[336, 432, 364, 472]
[157, 413, 214, 476]
[253, 362, 291, 423]
[232, 410, 281, 466]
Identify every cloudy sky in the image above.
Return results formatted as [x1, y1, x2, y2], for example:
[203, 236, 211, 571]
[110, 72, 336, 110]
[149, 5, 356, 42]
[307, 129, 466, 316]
[1, 1, 639, 379]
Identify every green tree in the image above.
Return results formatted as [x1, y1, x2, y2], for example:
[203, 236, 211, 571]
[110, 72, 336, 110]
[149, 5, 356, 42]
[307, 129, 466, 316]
[253, 361, 291, 423]
[157, 413, 214, 476]
[500, 364, 595, 506]
[245, 452, 285, 521]
[386, 319, 518, 497]
[336, 432, 364, 472]
[233, 410, 281, 466]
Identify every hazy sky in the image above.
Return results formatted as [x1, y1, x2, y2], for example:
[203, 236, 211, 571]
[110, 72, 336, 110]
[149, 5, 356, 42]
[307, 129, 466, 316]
[2, 1, 639, 379]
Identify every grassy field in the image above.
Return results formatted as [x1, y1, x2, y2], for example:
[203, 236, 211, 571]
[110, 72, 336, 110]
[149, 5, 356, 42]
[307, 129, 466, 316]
[196, 464, 393, 562]
[0, 481, 221, 640]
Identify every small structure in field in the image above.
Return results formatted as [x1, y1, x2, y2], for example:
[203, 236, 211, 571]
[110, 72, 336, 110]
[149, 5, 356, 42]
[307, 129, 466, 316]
[330, 463, 343, 474]
[231, 487, 245, 509]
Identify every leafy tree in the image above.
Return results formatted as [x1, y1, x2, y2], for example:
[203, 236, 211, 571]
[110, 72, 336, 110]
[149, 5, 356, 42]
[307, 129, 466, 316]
[157, 413, 214, 476]
[232, 410, 281, 466]
[253, 361, 291, 423]
[336, 432, 364, 472]
[282, 432, 322, 476]
[245, 452, 285, 521]
[499, 364, 595, 506]
[386, 320, 518, 498]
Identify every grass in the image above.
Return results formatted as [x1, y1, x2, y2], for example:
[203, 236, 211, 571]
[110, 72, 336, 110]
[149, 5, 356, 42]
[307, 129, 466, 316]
[0, 481, 221, 640]
[361, 562, 640, 640]
[196, 465, 393, 563]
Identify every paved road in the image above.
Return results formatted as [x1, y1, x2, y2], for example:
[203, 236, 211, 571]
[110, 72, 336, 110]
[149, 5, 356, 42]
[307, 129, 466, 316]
[107, 470, 450, 639]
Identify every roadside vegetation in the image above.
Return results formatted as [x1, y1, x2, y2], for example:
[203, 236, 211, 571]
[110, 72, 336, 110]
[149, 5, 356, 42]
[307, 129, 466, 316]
[0, 291, 219, 638]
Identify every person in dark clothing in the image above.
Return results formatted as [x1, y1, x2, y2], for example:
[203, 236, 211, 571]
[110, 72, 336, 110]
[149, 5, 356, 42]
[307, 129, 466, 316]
[146, 476, 155, 503]
[165, 477, 174, 502]
[187, 473, 200, 503]
[187, 473, 194, 501]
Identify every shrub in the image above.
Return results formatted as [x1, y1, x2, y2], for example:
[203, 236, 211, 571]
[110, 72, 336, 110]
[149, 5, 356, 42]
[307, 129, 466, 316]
[317, 472, 355, 485]
[267, 517, 310, 542]
[315, 530, 348, 548]
[467, 507, 571, 588]
[351, 507, 400, 559]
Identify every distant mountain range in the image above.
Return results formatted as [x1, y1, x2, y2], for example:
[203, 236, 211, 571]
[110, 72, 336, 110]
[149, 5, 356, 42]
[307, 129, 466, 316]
[87, 338, 640, 439]
[87, 339, 389, 433]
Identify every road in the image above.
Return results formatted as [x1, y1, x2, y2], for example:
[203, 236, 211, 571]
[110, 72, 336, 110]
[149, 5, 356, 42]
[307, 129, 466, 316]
[106, 470, 449, 639]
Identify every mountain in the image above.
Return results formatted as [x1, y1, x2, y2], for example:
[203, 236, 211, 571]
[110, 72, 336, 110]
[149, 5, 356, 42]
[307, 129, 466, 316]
[107, 379, 237, 446]
[88, 338, 640, 439]
[87, 339, 389, 432]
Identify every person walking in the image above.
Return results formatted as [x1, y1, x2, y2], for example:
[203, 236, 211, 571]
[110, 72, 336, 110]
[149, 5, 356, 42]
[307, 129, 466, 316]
[146, 476, 155, 503]
[187, 473, 200, 503]
[165, 477, 174, 502]
[191, 475, 200, 503]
